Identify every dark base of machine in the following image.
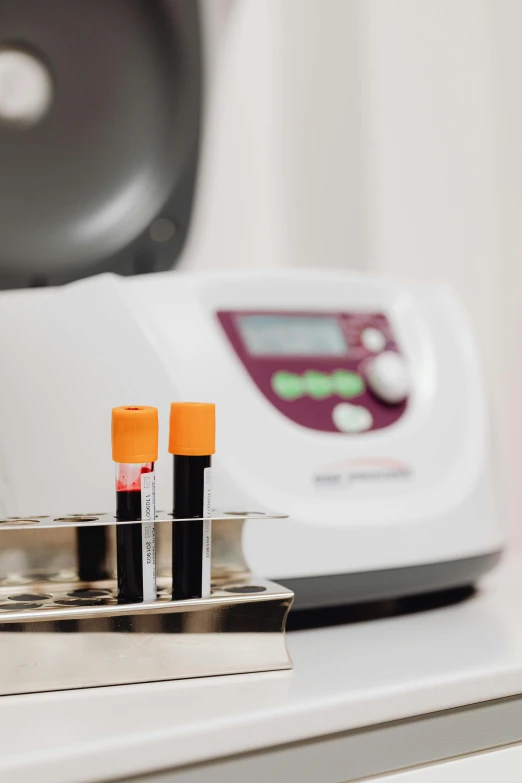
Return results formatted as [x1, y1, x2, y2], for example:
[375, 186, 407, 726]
[283, 550, 502, 629]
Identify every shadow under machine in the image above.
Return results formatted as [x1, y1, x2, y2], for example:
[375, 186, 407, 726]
[0, 0, 503, 616]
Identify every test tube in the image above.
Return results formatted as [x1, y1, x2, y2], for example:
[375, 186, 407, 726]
[112, 406, 158, 604]
[76, 525, 109, 583]
[169, 402, 215, 600]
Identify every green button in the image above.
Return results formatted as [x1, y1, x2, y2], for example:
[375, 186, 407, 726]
[332, 370, 365, 399]
[271, 371, 303, 401]
[303, 371, 333, 400]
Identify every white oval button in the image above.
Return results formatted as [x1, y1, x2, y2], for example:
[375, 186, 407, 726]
[366, 351, 410, 404]
[332, 403, 373, 433]
[361, 327, 386, 353]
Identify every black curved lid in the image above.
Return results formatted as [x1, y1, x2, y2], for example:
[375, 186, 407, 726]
[0, 0, 201, 289]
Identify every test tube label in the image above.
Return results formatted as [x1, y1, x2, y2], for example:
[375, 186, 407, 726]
[141, 471, 157, 601]
[201, 467, 212, 598]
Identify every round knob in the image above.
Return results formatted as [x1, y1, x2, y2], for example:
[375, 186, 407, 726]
[0, 49, 53, 127]
[366, 351, 410, 405]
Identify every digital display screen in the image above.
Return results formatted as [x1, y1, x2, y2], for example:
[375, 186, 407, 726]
[237, 315, 348, 357]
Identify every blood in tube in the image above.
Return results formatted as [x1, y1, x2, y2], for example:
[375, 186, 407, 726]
[169, 402, 215, 600]
[76, 525, 109, 583]
[112, 406, 158, 604]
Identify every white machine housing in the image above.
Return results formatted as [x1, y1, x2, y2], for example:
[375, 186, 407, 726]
[0, 268, 503, 607]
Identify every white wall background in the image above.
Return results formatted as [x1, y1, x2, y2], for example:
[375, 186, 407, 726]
[490, 0, 522, 541]
[192, 0, 517, 539]
[359, 0, 516, 540]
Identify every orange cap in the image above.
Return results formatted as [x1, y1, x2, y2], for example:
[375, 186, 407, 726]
[112, 406, 158, 463]
[169, 402, 215, 456]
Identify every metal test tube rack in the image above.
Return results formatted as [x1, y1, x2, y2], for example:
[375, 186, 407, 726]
[0, 511, 293, 695]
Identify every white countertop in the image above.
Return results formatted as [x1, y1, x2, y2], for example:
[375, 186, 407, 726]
[2, 556, 522, 783]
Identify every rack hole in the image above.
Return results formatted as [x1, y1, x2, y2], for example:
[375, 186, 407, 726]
[55, 517, 99, 522]
[224, 586, 266, 594]
[68, 589, 110, 599]
[3, 519, 40, 525]
[54, 598, 110, 607]
[8, 593, 51, 602]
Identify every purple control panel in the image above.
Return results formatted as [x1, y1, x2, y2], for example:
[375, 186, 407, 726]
[217, 311, 408, 434]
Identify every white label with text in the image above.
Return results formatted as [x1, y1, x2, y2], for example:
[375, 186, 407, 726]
[201, 467, 212, 598]
[141, 470, 156, 601]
